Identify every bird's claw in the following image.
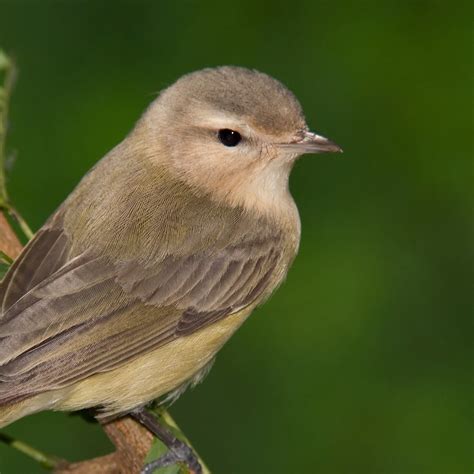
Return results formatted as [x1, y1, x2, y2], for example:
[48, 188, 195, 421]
[141, 438, 202, 474]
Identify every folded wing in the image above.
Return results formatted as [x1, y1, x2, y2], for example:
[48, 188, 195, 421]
[0, 212, 281, 403]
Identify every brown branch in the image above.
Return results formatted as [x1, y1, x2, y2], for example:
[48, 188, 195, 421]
[0, 215, 154, 474]
[55, 418, 154, 474]
[0, 212, 22, 258]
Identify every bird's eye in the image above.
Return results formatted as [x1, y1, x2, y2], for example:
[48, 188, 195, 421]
[218, 129, 242, 147]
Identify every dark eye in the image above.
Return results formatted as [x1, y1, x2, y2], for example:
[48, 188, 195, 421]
[218, 129, 242, 147]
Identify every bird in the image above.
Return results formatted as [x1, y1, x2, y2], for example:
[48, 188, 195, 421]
[0, 66, 341, 472]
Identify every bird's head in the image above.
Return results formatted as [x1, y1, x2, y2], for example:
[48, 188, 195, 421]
[139, 66, 341, 214]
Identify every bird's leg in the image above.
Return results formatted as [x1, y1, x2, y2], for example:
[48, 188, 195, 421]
[130, 408, 202, 474]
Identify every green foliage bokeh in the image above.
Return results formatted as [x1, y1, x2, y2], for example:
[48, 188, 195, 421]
[0, 1, 472, 473]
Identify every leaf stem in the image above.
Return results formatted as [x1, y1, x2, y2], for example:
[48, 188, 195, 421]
[0, 432, 61, 470]
[6, 204, 34, 240]
[0, 49, 15, 206]
[0, 50, 34, 241]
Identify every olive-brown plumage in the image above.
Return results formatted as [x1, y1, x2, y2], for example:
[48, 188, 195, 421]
[0, 66, 340, 427]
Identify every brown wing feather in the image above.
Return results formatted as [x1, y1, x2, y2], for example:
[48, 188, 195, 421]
[0, 213, 282, 402]
[0, 228, 66, 313]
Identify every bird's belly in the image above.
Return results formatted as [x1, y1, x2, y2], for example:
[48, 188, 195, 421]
[54, 306, 253, 416]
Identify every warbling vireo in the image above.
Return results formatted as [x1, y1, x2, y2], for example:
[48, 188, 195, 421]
[0, 66, 341, 472]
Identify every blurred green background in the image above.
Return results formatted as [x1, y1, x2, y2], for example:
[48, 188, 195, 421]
[0, 1, 472, 473]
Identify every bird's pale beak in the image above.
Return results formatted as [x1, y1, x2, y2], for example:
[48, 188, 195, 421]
[278, 131, 343, 154]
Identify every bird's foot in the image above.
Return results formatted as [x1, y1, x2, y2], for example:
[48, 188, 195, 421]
[141, 437, 202, 473]
[131, 408, 202, 474]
